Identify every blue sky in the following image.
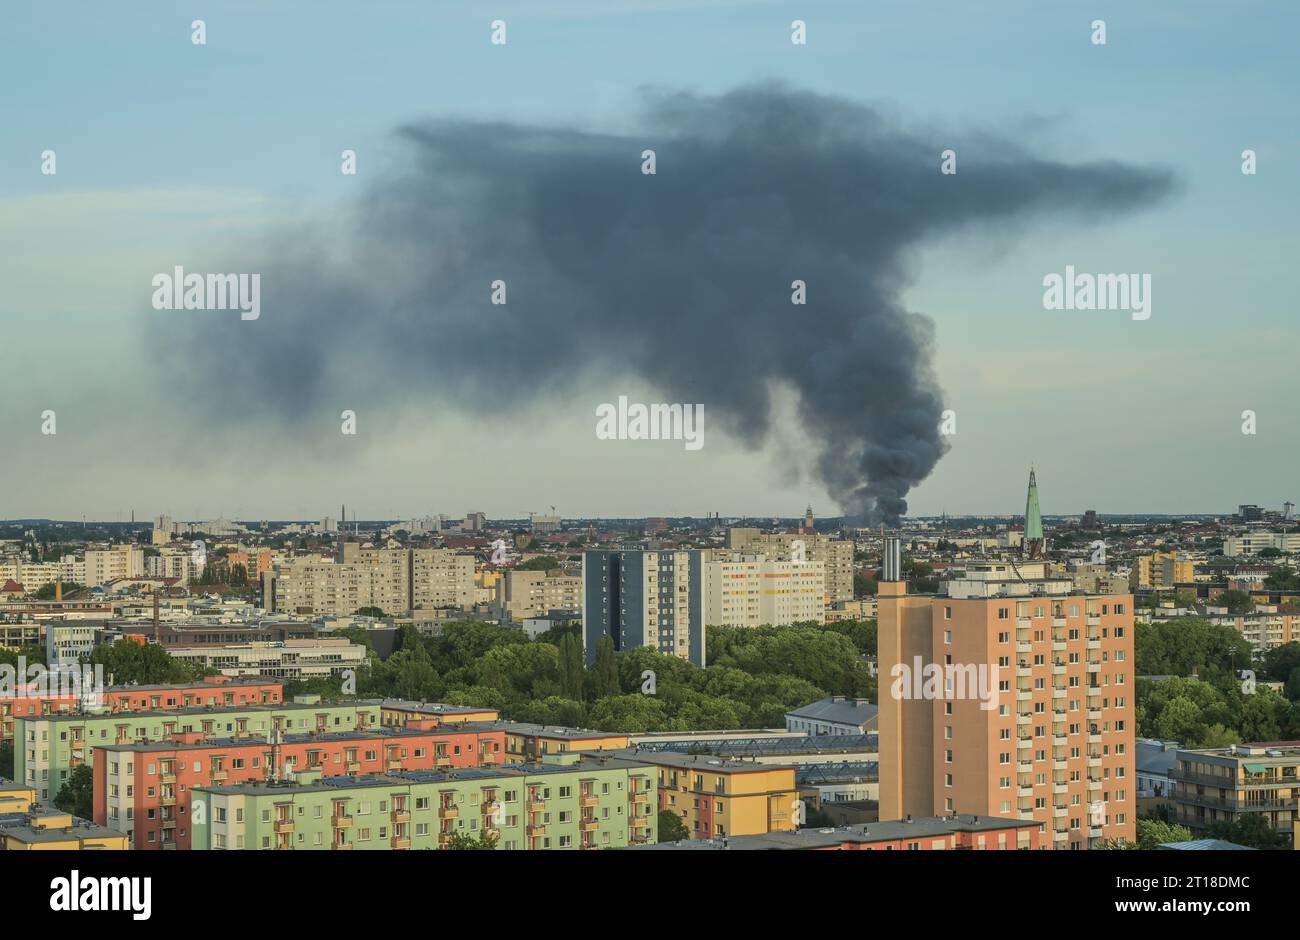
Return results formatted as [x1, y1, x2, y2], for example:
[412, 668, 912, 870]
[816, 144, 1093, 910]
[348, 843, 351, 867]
[2, 0, 1297, 521]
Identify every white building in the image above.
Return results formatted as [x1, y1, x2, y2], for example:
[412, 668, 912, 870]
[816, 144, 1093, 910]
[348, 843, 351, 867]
[703, 554, 826, 628]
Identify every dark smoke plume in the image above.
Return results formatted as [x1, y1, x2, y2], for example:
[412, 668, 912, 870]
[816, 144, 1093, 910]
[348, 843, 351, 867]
[167, 85, 1174, 523]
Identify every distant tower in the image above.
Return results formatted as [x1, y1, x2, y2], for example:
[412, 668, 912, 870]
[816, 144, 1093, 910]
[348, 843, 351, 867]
[804, 505, 815, 533]
[1285, 501, 1296, 521]
[1023, 468, 1044, 560]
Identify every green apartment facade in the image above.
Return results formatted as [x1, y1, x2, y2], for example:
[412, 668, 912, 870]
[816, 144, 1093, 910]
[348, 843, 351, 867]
[14, 698, 383, 801]
[192, 752, 658, 850]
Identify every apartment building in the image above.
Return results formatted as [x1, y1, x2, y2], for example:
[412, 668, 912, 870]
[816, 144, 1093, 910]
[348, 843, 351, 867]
[1204, 605, 1300, 651]
[165, 638, 368, 681]
[14, 699, 383, 801]
[411, 548, 476, 609]
[264, 546, 475, 616]
[0, 621, 41, 650]
[94, 725, 507, 849]
[145, 549, 193, 584]
[878, 546, 1136, 850]
[636, 813, 1041, 850]
[1, 678, 282, 746]
[703, 553, 825, 628]
[725, 528, 855, 602]
[191, 752, 657, 850]
[0, 801, 128, 851]
[83, 544, 146, 587]
[583, 549, 705, 666]
[1130, 552, 1194, 591]
[1223, 532, 1300, 557]
[623, 750, 801, 839]
[495, 568, 582, 622]
[496, 723, 630, 761]
[1170, 742, 1300, 840]
[380, 700, 501, 728]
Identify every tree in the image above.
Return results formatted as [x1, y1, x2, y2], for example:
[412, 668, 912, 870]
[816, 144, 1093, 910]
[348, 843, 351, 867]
[33, 582, 84, 600]
[53, 765, 94, 819]
[0, 742, 13, 779]
[1204, 813, 1289, 849]
[443, 830, 498, 850]
[589, 635, 620, 700]
[1216, 590, 1255, 614]
[515, 556, 561, 572]
[353, 606, 387, 618]
[657, 810, 690, 843]
[85, 639, 204, 685]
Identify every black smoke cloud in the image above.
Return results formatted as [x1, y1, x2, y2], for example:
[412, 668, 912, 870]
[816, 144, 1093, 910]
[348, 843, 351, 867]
[170, 85, 1174, 523]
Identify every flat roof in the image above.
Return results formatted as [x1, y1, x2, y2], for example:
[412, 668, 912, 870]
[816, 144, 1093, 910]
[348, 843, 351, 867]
[94, 726, 476, 753]
[16, 699, 385, 724]
[635, 815, 1038, 850]
[196, 756, 655, 795]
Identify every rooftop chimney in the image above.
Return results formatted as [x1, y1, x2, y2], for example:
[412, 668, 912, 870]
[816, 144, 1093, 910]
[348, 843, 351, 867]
[882, 537, 902, 582]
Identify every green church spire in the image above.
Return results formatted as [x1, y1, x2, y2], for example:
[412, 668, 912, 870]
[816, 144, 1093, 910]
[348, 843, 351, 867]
[1025, 467, 1043, 541]
[1023, 467, 1044, 559]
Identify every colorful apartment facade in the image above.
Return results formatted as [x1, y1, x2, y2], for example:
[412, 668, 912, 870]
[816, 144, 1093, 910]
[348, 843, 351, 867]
[14, 698, 383, 801]
[1, 677, 283, 744]
[878, 554, 1136, 850]
[93, 725, 507, 849]
[191, 752, 657, 850]
[627, 750, 801, 839]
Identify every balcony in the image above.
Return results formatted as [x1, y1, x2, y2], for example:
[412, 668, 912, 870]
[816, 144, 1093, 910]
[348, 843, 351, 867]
[1017, 714, 1031, 725]
[1089, 826, 1103, 838]
[580, 818, 599, 832]
[1053, 806, 1068, 818]
[274, 819, 294, 834]
[1018, 760, 1033, 772]
[386, 760, 403, 772]
[1053, 829, 1068, 841]
[1017, 738, 1032, 750]
[1087, 708, 1102, 720]
[1087, 757, 1102, 768]
[1016, 666, 1032, 678]
[333, 814, 353, 829]
[1053, 618, 1067, 628]
[392, 809, 412, 823]
[1086, 639, 1101, 650]
[579, 794, 599, 808]
[527, 799, 546, 812]
[1051, 664, 1066, 676]
[438, 804, 458, 819]
[630, 816, 650, 829]
[1053, 735, 1067, 747]
[161, 773, 176, 785]
[1018, 785, 1034, 797]
[526, 824, 546, 837]
[210, 770, 228, 783]
[1086, 663, 1100, 673]
[332, 841, 353, 851]
[435, 756, 453, 769]
[161, 818, 177, 829]
[1088, 733, 1102, 744]
[391, 836, 412, 850]
[1053, 783, 1068, 795]
[1016, 641, 1032, 654]
[630, 790, 649, 804]
[1016, 691, 1031, 702]
[1051, 642, 1066, 653]
[345, 761, 360, 774]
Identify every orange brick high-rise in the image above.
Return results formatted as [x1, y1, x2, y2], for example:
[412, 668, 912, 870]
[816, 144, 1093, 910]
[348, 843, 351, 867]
[878, 474, 1135, 850]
